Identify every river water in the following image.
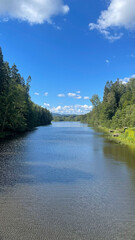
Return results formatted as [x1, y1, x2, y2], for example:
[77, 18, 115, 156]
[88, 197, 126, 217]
[0, 122, 135, 240]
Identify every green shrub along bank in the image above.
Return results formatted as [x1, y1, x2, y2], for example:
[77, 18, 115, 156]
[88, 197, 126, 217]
[80, 78, 135, 145]
[0, 47, 52, 138]
[97, 127, 135, 146]
[119, 129, 135, 145]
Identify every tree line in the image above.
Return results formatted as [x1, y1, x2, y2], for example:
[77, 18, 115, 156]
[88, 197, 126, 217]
[0, 47, 52, 134]
[53, 114, 81, 122]
[81, 78, 135, 129]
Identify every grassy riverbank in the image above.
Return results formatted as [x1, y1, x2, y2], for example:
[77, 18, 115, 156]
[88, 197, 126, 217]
[80, 78, 135, 148]
[96, 126, 135, 147]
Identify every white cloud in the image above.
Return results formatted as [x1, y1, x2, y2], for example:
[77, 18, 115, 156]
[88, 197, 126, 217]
[106, 59, 109, 64]
[76, 91, 80, 94]
[44, 102, 50, 107]
[0, 0, 69, 24]
[75, 95, 82, 99]
[89, 0, 135, 41]
[68, 92, 82, 99]
[57, 93, 65, 97]
[55, 106, 62, 111]
[84, 96, 89, 100]
[3, 17, 8, 22]
[120, 74, 135, 84]
[68, 93, 77, 97]
[44, 92, 48, 96]
[56, 26, 62, 30]
[34, 92, 39, 96]
[46, 104, 92, 115]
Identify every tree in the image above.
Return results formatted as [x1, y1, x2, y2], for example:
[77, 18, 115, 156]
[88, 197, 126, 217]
[0, 47, 52, 134]
[81, 78, 135, 129]
[11, 64, 22, 85]
[90, 94, 100, 108]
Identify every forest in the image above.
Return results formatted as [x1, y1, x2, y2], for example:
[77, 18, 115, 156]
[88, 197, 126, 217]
[52, 114, 81, 122]
[81, 78, 135, 129]
[0, 48, 52, 137]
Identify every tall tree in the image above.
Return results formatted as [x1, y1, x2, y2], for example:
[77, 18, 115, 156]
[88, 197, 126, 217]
[0, 47, 52, 134]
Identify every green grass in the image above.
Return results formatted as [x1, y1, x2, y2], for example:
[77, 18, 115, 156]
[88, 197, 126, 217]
[95, 126, 135, 147]
[118, 129, 135, 145]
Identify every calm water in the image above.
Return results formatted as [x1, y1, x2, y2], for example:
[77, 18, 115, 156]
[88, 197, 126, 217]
[0, 122, 135, 240]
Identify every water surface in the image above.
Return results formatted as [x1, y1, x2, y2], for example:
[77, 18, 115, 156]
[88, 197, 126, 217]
[0, 122, 135, 240]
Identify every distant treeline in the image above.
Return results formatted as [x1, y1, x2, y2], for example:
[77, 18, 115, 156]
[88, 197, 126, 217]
[0, 48, 52, 135]
[53, 114, 81, 122]
[81, 78, 135, 129]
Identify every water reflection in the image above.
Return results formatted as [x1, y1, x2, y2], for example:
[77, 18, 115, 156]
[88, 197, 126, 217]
[0, 122, 135, 240]
[0, 160, 93, 190]
[0, 125, 94, 191]
[103, 143, 135, 169]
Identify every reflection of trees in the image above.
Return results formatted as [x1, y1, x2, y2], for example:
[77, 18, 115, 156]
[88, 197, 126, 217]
[103, 143, 135, 184]
[103, 143, 135, 171]
[0, 134, 93, 193]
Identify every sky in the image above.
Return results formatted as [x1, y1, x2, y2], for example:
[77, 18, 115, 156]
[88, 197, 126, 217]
[0, 0, 135, 114]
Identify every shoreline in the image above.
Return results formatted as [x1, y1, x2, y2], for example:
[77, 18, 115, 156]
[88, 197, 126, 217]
[93, 126, 135, 148]
[0, 124, 52, 140]
[1, 122, 135, 148]
[0, 130, 33, 141]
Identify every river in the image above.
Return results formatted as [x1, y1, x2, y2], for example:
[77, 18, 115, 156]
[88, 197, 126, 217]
[0, 122, 135, 240]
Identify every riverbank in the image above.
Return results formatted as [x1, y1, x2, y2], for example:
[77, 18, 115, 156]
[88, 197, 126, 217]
[0, 123, 53, 140]
[0, 131, 15, 139]
[95, 126, 135, 147]
[0, 128, 39, 140]
[0, 128, 36, 140]
[0, 130, 31, 140]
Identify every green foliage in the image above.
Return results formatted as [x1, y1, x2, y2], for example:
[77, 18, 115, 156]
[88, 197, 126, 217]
[0, 47, 52, 135]
[53, 114, 81, 122]
[81, 78, 135, 130]
[90, 94, 101, 108]
[124, 129, 135, 141]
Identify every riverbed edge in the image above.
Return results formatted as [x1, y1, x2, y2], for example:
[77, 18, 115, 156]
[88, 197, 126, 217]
[94, 126, 135, 148]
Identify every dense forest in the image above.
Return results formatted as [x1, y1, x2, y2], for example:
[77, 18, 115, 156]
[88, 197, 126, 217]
[0, 48, 52, 136]
[53, 114, 81, 122]
[81, 78, 135, 129]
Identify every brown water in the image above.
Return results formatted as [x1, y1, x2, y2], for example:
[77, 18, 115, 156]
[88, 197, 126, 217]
[0, 122, 135, 240]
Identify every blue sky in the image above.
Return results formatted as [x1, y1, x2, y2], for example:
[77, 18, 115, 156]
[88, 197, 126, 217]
[0, 0, 135, 114]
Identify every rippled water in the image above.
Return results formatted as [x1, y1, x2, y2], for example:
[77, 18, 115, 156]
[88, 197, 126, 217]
[0, 122, 135, 240]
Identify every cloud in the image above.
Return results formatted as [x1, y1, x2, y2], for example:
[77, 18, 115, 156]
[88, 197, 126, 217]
[45, 104, 92, 115]
[89, 0, 135, 41]
[57, 93, 65, 97]
[106, 59, 109, 64]
[120, 74, 135, 84]
[68, 93, 77, 97]
[34, 92, 39, 96]
[84, 96, 89, 100]
[0, 0, 69, 24]
[130, 54, 135, 58]
[44, 102, 50, 107]
[68, 92, 82, 99]
[56, 26, 62, 30]
[76, 91, 80, 94]
[44, 92, 48, 96]
[75, 95, 82, 99]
